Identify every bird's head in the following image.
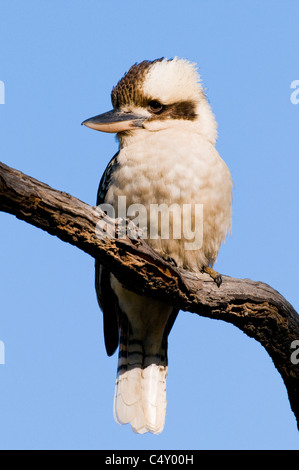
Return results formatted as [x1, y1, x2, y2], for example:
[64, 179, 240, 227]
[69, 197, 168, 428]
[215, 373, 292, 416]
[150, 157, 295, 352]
[82, 57, 217, 145]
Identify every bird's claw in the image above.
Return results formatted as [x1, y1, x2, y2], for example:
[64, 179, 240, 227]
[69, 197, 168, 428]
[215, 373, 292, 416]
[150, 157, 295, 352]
[203, 266, 222, 287]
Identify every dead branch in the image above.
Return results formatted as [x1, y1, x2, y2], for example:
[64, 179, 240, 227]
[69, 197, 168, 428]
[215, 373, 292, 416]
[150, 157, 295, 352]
[0, 161, 298, 429]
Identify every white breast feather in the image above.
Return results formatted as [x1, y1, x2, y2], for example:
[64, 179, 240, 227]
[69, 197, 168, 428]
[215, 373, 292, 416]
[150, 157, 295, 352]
[106, 128, 232, 271]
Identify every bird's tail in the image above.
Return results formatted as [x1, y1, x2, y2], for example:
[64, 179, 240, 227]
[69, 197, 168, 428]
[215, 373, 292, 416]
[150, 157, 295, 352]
[113, 314, 168, 434]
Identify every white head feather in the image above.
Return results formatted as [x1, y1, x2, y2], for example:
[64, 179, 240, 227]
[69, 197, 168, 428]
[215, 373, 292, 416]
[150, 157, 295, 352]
[143, 58, 217, 145]
[113, 57, 218, 145]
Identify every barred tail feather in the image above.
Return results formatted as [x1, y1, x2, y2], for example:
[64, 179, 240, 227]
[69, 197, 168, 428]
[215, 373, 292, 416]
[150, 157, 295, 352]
[113, 321, 168, 434]
[142, 362, 167, 434]
[113, 335, 148, 434]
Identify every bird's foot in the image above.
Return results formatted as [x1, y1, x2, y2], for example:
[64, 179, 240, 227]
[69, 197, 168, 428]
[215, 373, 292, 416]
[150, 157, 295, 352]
[162, 254, 178, 267]
[203, 266, 222, 287]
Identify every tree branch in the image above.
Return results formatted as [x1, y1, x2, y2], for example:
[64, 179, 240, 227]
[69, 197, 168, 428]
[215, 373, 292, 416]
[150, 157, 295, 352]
[1, 161, 298, 429]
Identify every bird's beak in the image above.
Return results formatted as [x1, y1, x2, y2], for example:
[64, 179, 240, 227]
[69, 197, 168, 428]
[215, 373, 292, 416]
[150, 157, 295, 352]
[81, 108, 146, 133]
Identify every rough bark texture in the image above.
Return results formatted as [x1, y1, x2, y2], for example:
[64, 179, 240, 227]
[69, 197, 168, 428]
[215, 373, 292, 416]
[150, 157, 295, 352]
[0, 161, 299, 429]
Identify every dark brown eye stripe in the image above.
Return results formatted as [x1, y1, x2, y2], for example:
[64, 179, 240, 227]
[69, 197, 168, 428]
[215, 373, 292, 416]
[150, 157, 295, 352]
[167, 100, 197, 121]
[147, 100, 197, 121]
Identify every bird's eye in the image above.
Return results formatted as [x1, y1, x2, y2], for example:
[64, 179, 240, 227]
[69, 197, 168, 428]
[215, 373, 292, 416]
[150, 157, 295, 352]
[148, 100, 164, 114]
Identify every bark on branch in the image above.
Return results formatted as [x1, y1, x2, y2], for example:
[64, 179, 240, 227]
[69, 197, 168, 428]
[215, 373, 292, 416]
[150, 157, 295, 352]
[0, 161, 298, 429]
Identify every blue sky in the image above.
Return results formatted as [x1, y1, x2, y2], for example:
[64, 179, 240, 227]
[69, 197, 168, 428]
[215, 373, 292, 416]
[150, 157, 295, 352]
[0, 0, 298, 450]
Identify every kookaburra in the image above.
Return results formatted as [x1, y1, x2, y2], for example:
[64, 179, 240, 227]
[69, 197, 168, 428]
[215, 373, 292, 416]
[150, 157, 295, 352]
[82, 57, 232, 434]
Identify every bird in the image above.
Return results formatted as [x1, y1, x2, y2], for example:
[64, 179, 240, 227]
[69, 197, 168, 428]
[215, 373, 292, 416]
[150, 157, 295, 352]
[82, 57, 232, 434]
